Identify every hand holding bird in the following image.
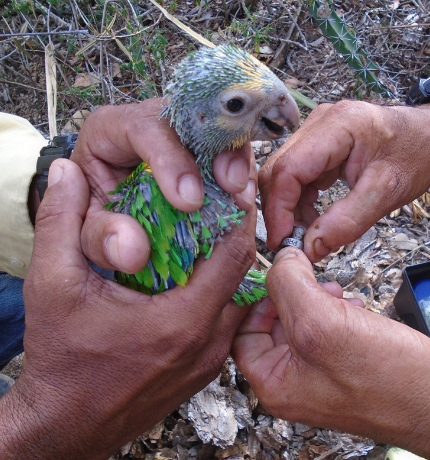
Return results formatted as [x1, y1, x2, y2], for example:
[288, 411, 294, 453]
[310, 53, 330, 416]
[106, 45, 300, 304]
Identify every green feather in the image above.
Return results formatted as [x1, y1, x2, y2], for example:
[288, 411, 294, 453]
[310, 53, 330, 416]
[151, 247, 170, 280]
[201, 225, 212, 239]
[168, 259, 188, 287]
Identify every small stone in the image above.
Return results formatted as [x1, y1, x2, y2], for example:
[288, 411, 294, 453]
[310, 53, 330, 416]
[252, 141, 263, 151]
[294, 422, 311, 435]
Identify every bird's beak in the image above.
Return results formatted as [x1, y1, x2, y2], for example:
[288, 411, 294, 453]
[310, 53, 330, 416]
[251, 90, 301, 142]
[263, 92, 301, 133]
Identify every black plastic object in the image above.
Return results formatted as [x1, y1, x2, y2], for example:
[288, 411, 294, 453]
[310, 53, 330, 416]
[36, 133, 78, 200]
[393, 261, 430, 336]
[405, 76, 430, 106]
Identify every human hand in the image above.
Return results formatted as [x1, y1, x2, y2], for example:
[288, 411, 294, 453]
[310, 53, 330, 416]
[0, 158, 256, 460]
[71, 99, 256, 274]
[232, 247, 430, 457]
[259, 101, 430, 262]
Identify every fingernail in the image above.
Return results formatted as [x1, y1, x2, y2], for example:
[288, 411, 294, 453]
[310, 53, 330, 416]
[314, 237, 331, 258]
[105, 234, 123, 270]
[48, 163, 64, 187]
[227, 158, 248, 188]
[273, 247, 300, 264]
[239, 181, 256, 206]
[178, 174, 203, 205]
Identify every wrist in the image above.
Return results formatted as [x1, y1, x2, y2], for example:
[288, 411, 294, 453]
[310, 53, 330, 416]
[0, 378, 50, 459]
[346, 321, 430, 457]
[0, 374, 105, 460]
[385, 104, 430, 192]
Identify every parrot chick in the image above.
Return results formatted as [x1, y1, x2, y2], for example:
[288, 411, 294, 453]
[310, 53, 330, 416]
[107, 45, 300, 305]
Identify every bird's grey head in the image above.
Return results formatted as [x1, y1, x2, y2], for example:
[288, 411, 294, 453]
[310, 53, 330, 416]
[161, 45, 300, 170]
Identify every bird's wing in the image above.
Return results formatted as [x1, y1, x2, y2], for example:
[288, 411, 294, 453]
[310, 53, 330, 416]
[106, 163, 198, 294]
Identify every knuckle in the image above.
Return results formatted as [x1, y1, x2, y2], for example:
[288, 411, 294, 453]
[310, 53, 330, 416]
[310, 101, 333, 117]
[290, 313, 324, 357]
[384, 167, 404, 201]
[81, 215, 107, 259]
[330, 99, 361, 116]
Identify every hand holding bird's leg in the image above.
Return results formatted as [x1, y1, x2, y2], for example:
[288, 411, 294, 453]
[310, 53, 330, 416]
[232, 247, 430, 458]
[260, 101, 430, 262]
[70, 99, 254, 274]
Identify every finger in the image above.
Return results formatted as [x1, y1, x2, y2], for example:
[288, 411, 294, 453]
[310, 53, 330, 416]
[257, 103, 333, 196]
[303, 164, 400, 262]
[24, 159, 90, 317]
[232, 153, 258, 211]
[294, 184, 319, 227]
[266, 246, 373, 368]
[266, 247, 333, 344]
[321, 282, 344, 299]
[232, 330, 289, 377]
[346, 298, 365, 308]
[213, 143, 252, 194]
[271, 319, 287, 347]
[81, 147, 257, 272]
[232, 297, 285, 379]
[81, 206, 151, 274]
[237, 297, 278, 334]
[321, 282, 365, 308]
[73, 100, 205, 212]
[260, 125, 353, 250]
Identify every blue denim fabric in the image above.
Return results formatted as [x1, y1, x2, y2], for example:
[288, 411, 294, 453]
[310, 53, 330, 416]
[0, 272, 25, 370]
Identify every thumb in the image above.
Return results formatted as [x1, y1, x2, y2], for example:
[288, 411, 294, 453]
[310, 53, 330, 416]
[266, 247, 350, 363]
[24, 159, 90, 316]
[304, 164, 398, 262]
[266, 246, 322, 331]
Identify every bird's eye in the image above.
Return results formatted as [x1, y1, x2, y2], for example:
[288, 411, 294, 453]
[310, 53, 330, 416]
[226, 98, 244, 113]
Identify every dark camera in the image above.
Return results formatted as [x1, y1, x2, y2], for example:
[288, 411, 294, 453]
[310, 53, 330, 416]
[394, 262, 430, 337]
